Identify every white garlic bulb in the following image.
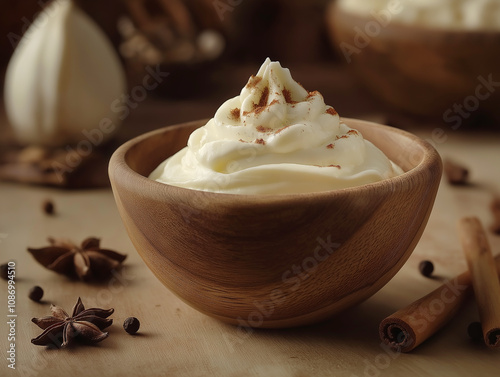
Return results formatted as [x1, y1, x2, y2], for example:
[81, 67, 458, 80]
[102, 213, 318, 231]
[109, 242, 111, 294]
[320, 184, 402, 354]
[4, 0, 126, 147]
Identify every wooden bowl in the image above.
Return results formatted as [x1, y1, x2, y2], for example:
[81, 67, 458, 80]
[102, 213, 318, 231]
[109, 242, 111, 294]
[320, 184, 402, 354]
[327, 3, 500, 118]
[109, 118, 442, 328]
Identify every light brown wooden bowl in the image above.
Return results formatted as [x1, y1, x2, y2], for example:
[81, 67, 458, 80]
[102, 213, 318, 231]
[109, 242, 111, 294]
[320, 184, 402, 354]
[327, 4, 500, 118]
[109, 118, 442, 328]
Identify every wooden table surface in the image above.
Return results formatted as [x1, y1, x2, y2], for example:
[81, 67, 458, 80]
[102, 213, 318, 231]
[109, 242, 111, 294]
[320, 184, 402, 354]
[1, 63, 500, 376]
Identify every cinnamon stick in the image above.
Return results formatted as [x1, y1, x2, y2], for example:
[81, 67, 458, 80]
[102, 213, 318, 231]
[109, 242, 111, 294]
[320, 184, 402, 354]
[379, 254, 500, 352]
[458, 217, 500, 348]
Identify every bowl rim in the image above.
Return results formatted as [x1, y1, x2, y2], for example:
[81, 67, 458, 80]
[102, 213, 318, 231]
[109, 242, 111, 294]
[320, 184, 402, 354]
[109, 117, 441, 204]
[329, 2, 500, 35]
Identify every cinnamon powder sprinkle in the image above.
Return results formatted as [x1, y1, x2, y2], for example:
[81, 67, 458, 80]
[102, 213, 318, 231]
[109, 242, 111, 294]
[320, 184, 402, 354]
[326, 144, 334, 149]
[257, 87, 269, 107]
[336, 135, 349, 140]
[254, 106, 266, 115]
[255, 138, 266, 145]
[307, 91, 320, 99]
[230, 108, 240, 121]
[257, 125, 272, 133]
[252, 87, 270, 114]
[347, 129, 358, 135]
[313, 164, 341, 169]
[275, 125, 290, 134]
[326, 107, 337, 116]
[246, 75, 262, 89]
[282, 88, 297, 104]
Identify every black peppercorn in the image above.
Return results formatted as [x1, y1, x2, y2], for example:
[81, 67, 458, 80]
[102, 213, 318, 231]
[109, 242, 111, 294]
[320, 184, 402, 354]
[28, 286, 44, 302]
[42, 199, 55, 215]
[0, 263, 8, 280]
[419, 260, 434, 277]
[467, 322, 483, 342]
[123, 317, 140, 334]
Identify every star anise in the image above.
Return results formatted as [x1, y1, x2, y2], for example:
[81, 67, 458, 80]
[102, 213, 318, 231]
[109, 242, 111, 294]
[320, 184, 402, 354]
[31, 297, 113, 348]
[28, 237, 127, 281]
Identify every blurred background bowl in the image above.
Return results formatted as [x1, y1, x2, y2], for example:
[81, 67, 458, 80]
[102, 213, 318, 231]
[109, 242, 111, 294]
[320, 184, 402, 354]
[327, 2, 500, 120]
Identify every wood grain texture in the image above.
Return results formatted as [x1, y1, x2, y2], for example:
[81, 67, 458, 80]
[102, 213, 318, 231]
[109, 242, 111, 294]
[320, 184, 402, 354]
[327, 4, 500, 118]
[109, 118, 442, 328]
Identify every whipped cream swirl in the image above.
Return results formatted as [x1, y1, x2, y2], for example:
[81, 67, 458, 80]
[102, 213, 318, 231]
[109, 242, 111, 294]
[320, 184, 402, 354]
[150, 59, 403, 195]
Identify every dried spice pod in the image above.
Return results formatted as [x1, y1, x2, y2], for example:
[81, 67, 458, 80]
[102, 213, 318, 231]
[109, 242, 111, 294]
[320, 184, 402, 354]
[443, 158, 469, 185]
[28, 237, 127, 281]
[31, 297, 113, 348]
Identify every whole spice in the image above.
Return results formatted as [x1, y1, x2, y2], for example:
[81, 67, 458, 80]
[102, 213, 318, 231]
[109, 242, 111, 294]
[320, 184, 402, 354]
[418, 260, 434, 277]
[468, 322, 484, 342]
[28, 286, 44, 302]
[123, 317, 140, 334]
[17, 146, 49, 163]
[28, 237, 127, 281]
[380, 254, 500, 352]
[0, 144, 111, 189]
[459, 217, 500, 348]
[42, 199, 55, 215]
[0, 263, 8, 280]
[31, 297, 113, 347]
[443, 158, 469, 185]
[490, 197, 500, 235]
